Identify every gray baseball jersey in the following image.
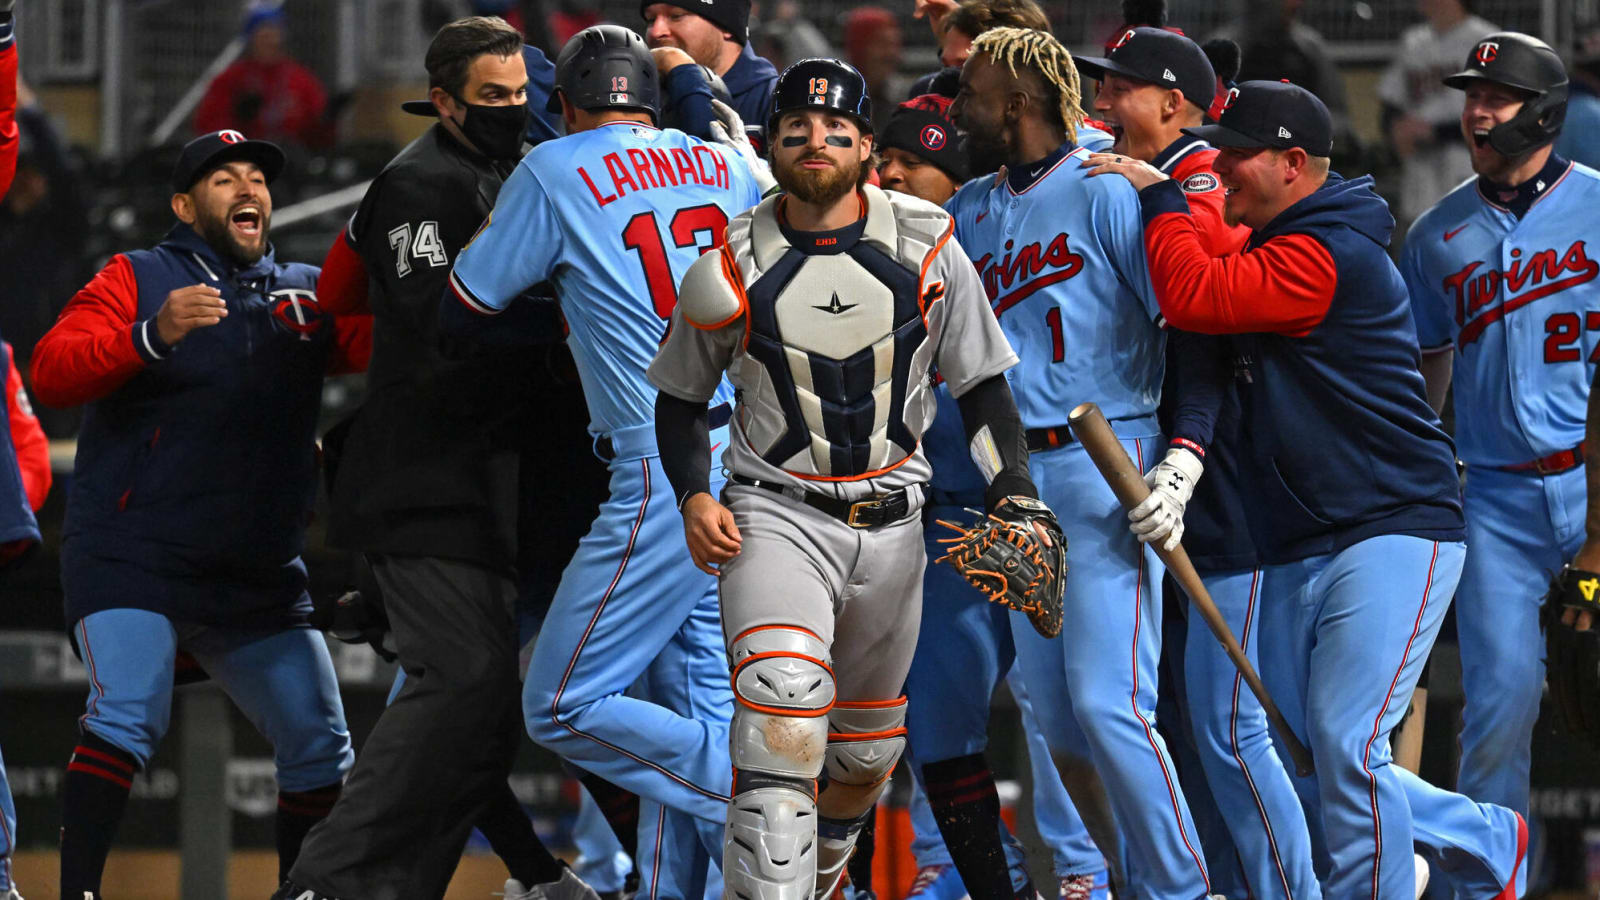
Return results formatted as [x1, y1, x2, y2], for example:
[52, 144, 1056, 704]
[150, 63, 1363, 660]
[647, 184, 1017, 501]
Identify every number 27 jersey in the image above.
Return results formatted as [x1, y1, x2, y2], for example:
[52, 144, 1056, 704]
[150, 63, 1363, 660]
[449, 121, 762, 435]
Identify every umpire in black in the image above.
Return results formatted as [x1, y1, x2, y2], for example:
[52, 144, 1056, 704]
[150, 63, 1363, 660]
[278, 17, 601, 900]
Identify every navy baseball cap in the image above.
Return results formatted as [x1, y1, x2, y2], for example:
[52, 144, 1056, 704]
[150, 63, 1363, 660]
[1076, 27, 1217, 113]
[171, 129, 286, 193]
[1183, 79, 1333, 156]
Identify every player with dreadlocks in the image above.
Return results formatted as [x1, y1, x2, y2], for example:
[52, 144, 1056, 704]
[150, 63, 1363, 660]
[949, 26, 1223, 899]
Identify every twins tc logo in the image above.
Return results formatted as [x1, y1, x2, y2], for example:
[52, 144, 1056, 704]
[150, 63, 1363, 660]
[921, 125, 947, 151]
[1476, 41, 1499, 65]
[269, 288, 326, 341]
[1111, 29, 1136, 50]
[1222, 87, 1241, 110]
[218, 129, 246, 144]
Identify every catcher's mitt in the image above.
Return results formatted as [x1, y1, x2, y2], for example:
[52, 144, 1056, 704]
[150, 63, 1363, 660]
[935, 496, 1066, 638]
[1543, 565, 1600, 749]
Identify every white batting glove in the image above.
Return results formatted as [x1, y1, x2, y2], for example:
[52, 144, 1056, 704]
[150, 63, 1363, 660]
[708, 98, 777, 195]
[1128, 446, 1204, 552]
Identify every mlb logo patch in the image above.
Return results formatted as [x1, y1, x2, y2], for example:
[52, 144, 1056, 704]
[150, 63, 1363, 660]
[1181, 173, 1219, 194]
[609, 93, 631, 104]
[921, 124, 947, 151]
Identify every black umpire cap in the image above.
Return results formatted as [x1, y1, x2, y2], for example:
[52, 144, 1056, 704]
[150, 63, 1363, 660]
[171, 129, 286, 193]
[1076, 27, 1217, 113]
[1183, 79, 1333, 157]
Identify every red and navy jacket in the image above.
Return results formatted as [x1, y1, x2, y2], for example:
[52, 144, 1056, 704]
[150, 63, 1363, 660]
[1149, 137, 1257, 571]
[30, 224, 368, 627]
[0, 15, 37, 568]
[1139, 172, 1464, 563]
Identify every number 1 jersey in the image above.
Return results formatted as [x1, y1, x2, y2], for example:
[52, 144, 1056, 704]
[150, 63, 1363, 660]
[450, 121, 761, 435]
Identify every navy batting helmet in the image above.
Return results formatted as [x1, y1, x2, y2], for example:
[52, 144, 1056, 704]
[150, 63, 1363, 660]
[547, 25, 660, 123]
[767, 58, 872, 137]
[1444, 31, 1568, 157]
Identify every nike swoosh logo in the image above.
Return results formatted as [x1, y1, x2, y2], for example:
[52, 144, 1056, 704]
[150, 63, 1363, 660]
[710, 442, 723, 453]
[976, 211, 988, 223]
[1444, 224, 1469, 242]
[1030, 165, 1046, 177]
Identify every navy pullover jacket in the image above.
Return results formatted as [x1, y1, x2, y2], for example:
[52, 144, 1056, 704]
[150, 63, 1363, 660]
[31, 224, 367, 626]
[1138, 173, 1465, 564]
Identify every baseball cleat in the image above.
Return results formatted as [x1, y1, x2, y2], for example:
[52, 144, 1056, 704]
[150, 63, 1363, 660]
[905, 865, 969, 900]
[270, 882, 341, 900]
[504, 868, 604, 900]
[1058, 871, 1109, 900]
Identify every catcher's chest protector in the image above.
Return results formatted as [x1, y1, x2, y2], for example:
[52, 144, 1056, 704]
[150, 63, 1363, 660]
[723, 196, 940, 478]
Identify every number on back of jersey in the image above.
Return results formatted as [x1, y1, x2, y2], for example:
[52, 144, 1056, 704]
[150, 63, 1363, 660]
[387, 220, 449, 277]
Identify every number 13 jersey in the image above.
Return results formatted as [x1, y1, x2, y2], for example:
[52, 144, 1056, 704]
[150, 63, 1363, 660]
[450, 120, 762, 435]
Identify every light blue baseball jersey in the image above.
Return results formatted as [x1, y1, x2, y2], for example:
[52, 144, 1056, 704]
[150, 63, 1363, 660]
[450, 121, 760, 435]
[944, 139, 1164, 428]
[1400, 158, 1600, 466]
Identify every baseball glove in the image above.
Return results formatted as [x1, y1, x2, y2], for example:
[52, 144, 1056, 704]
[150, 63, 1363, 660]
[1543, 565, 1600, 749]
[935, 496, 1067, 638]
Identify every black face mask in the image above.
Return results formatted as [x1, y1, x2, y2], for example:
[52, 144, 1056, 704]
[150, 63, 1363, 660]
[453, 99, 529, 160]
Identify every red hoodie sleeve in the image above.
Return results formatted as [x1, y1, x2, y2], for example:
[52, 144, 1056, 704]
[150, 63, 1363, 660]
[0, 20, 20, 201]
[1138, 180, 1336, 336]
[5, 343, 51, 510]
[30, 255, 168, 408]
[317, 228, 372, 374]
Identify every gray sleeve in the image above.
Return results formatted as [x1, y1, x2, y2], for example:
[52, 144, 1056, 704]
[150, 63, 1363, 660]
[928, 234, 1018, 398]
[647, 306, 741, 403]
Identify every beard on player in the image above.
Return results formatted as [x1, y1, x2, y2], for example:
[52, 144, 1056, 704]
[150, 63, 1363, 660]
[192, 195, 271, 267]
[774, 150, 874, 205]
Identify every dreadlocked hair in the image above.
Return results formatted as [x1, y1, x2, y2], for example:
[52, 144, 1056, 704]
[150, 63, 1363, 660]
[970, 26, 1082, 143]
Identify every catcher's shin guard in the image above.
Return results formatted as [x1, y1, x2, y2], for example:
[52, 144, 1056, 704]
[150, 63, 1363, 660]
[814, 698, 908, 900]
[726, 626, 836, 900]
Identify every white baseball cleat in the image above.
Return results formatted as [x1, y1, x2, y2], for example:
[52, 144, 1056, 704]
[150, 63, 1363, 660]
[1413, 852, 1430, 900]
[504, 868, 603, 900]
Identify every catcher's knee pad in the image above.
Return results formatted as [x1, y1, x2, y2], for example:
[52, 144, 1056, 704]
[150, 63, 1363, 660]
[725, 626, 835, 900]
[813, 697, 908, 898]
[728, 626, 835, 780]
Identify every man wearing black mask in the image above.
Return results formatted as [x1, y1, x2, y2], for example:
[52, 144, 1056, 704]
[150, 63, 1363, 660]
[279, 16, 605, 900]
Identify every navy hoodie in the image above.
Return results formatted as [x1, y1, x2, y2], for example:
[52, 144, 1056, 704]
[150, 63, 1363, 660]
[1139, 173, 1465, 564]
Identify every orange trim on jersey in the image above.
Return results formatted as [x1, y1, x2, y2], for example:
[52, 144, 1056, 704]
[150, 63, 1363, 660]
[916, 216, 956, 328]
[833, 696, 907, 710]
[730, 623, 825, 646]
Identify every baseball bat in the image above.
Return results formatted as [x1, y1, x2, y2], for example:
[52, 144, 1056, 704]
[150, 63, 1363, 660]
[1067, 402, 1315, 776]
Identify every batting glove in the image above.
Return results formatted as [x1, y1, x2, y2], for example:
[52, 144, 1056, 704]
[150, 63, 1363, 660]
[1128, 446, 1203, 552]
[708, 98, 778, 195]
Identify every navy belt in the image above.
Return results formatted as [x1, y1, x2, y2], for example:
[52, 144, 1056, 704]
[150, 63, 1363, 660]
[730, 474, 918, 528]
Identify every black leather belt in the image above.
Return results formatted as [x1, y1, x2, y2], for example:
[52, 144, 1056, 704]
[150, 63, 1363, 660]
[596, 402, 731, 461]
[1026, 424, 1076, 453]
[730, 474, 918, 528]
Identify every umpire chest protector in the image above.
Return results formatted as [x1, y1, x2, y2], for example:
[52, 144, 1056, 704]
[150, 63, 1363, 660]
[684, 186, 949, 478]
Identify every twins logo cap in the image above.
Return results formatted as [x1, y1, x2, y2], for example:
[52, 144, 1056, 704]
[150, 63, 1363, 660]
[877, 94, 970, 183]
[1075, 27, 1217, 113]
[1182, 79, 1333, 156]
[171, 129, 286, 193]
